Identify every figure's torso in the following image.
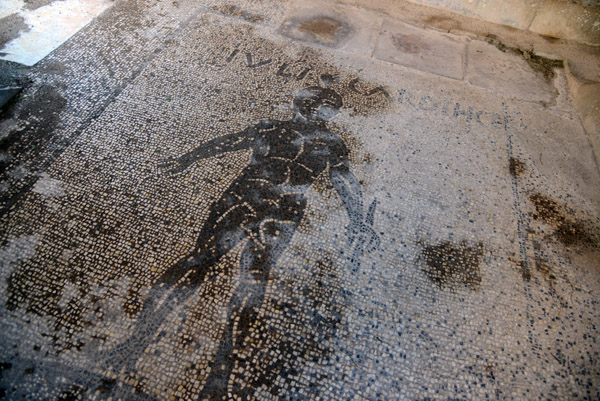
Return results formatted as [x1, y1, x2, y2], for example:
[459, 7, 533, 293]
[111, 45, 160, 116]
[245, 119, 349, 187]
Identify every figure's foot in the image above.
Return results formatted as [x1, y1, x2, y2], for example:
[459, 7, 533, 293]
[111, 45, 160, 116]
[158, 157, 186, 176]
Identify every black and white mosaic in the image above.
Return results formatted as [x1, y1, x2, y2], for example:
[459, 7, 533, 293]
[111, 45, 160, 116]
[1, 1, 599, 400]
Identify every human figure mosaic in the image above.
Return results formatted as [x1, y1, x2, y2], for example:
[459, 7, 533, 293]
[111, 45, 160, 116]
[98, 85, 379, 399]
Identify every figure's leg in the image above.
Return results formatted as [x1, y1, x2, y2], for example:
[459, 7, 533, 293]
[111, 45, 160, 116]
[162, 177, 289, 288]
[158, 193, 253, 287]
[199, 194, 306, 400]
[100, 284, 193, 379]
[99, 190, 259, 393]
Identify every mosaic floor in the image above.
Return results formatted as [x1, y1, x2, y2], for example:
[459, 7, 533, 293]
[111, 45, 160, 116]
[1, 0, 599, 400]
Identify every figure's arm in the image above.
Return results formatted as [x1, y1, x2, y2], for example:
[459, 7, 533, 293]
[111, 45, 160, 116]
[329, 161, 380, 251]
[161, 127, 257, 174]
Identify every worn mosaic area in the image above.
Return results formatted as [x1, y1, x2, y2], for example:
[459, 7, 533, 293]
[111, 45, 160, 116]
[1, 2, 600, 400]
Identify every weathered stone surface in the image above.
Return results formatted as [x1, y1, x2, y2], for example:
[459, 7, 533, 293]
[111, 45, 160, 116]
[467, 40, 557, 103]
[346, 0, 600, 45]
[280, 15, 353, 48]
[529, 0, 600, 46]
[404, 0, 480, 17]
[405, 0, 540, 30]
[566, 64, 600, 170]
[279, 0, 380, 53]
[473, 0, 540, 30]
[374, 18, 466, 79]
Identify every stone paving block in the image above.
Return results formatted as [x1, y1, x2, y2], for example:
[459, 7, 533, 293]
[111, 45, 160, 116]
[385, 0, 599, 45]
[529, 0, 600, 46]
[467, 40, 557, 103]
[474, 0, 540, 30]
[373, 18, 466, 80]
[566, 66, 600, 170]
[278, 0, 381, 53]
[397, 0, 540, 30]
[402, 0, 480, 17]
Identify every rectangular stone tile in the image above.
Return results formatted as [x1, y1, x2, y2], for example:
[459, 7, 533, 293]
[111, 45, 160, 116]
[473, 0, 540, 30]
[467, 40, 557, 104]
[400, 0, 481, 17]
[278, 0, 381, 54]
[373, 18, 466, 80]
[528, 0, 600, 46]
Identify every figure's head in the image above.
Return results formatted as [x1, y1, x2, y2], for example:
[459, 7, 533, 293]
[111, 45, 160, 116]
[293, 86, 343, 121]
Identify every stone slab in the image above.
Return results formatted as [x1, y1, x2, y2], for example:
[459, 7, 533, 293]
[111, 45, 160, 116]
[278, 0, 380, 54]
[566, 65, 600, 173]
[473, 0, 540, 30]
[344, 0, 600, 45]
[529, 0, 600, 46]
[402, 0, 480, 17]
[395, 0, 541, 30]
[467, 39, 557, 103]
[373, 18, 466, 80]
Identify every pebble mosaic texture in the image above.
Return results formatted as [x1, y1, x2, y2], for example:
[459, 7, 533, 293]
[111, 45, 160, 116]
[1, 1, 600, 400]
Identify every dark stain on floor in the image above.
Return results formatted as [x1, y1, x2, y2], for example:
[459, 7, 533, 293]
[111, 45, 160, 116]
[484, 35, 563, 81]
[280, 15, 352, 48]
[420, 241, 484, 289]
[299, 17, 343, 38]
[529, 193, 595, 247]
[391, 34, 427, 54]
[509, 157, 525, 178]
[0, 13, 29, 49]
[534, 243, 556, 292]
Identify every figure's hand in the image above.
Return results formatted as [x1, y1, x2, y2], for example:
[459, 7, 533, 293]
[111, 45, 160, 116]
[346, 221, 380, 253]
